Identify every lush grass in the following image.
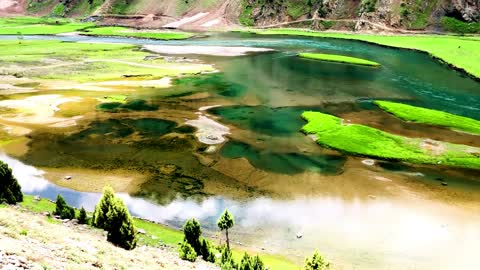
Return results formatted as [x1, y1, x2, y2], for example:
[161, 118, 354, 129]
[0, 17, 93, 35]
[375, 101, 480, 135]
[298, 52, 380, 66]
[0, 40, 213, 82]
[16, 195, 299, 269]
[241, 28, 480, 79]
[302, 111, 480, 169]
[81, 26, 194, 40]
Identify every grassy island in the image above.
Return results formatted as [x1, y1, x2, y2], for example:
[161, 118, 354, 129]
[80, 26, 194, 40]
[301, 111, 480, 169]
[242, 28, 480, 79]
[298, 53, 380, 66]
[375, 101, 480, 135]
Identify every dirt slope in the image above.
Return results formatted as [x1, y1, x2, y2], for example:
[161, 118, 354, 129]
[0, 205, 218, 270]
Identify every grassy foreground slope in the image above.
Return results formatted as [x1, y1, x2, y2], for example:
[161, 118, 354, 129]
[375, 101, 480, 135]
[298, 53, 381, 66]
[244, 29, 480, 79]
[0, 16, 93, 35]
[302, 111, 480, 169]
[18, 195, 299, 270]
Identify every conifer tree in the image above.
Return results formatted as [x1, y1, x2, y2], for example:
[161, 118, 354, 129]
[217, 209, 234, 250]
[78, 207, 88, 224]
[92, 186, 115, 229]
[0, 161, 22, 204]
[53, 194, 75, 219]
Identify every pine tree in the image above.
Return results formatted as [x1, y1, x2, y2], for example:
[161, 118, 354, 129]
[53, 194, 75, 219]
[239, 252, 253, 270]
[217, 209, 234, 250]
[106, 197, 137, 250]
[0, 161, 22, 204]
[219, 245, 236, 269]
[252, 255, 265, 270]
[78, 207, 88, 224]
[92, 186, 115, 229]
[92, 186, 137, 250]
[304, 250, 330, 270]
[200, 238, 216, 263]
[183, 218, 202, 254]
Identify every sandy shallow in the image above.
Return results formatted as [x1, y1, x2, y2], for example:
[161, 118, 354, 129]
[143, 45, 274, 57]
[0, 94, 83, 126]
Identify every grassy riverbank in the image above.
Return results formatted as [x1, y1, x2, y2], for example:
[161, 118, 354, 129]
[302, 111, 480, 169]
[81, 26, 194, 40]
[375, 101, 480, 135]
[19, 195, 300, 270]
[298, 53, 380, 66]
[242, 28, 480, 79]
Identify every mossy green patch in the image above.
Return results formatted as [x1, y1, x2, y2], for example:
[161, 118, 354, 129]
[298, 53, 380, 66]
[374, 101, 480, 135]
[301, 111, 480, 169]
[242, 29, 480, 79]
[440, 17, 480, 34]
[81, 26, 194, 40]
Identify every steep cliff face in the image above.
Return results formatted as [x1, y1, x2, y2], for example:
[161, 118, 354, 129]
[239, 0, 480, 32]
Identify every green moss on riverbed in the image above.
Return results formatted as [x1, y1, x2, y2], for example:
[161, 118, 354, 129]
[375, 101, 480, 135]
[301, 111, 480, 169]
[298, 53, 380, 67]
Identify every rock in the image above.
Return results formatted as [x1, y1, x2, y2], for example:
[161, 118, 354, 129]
[33, 195, 41, 201]
[64, 175, 72, 180]
[362, 159, 375, 166]
[137, 229, 146, 235]
[441, 182, 448, 186]
[296, 233, 303, 239]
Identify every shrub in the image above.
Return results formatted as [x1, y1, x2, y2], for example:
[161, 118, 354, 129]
[252, 255, 265, 270]
[359, 0, 377, 13]
[440, 17, 480, 34]
[51, 3, 66, 17]
[78, 207, 88, 224]
[0, 161, 22, 204]
[219, 246, 236, 269]
[239, 1, 254, 26]
[239, 252, 253, 270]
[92, 186, 115, 229]
[53, 194, 75, 220]
[200, 238, 216, 263]
[217, 209, 234, 250]
[304, 250, 330, 270]
[183, 218, 202, 254]
[92, 187, 137, 250]
[179, 241, 197, 262]
[105, 198, 137, 250]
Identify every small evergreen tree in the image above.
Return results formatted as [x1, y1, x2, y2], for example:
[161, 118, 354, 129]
[252, 255, 265, 270]
[239, 252, 253, 270]
[106, 197, 137, 250]
[304, 250, 330, 270]
[53, 194, 75, 219]
[92, 186, 115, 229]
[179, 241, 197, 262]
[0, 161, 22, 204]
[200, 238, 216, 263]
[183, 218, 202, 254]
[92, 187, 137, 250]
[219, 245, 236, 270]
[78, 207, 88, 224]
[217, 209, 234, 250]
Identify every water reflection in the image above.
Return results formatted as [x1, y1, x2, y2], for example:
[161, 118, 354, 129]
[3, 152, 480, 269]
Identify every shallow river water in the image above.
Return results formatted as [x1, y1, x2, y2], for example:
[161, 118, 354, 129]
[1, 33, 480, 270]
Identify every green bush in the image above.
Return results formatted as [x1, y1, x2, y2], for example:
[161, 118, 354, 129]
[286, 0, 311, 19]
[304, 250, 330, 270]
[78, 207, 88, 224]
[359, 0, 377, 13]
[441, 17, 480, 34]
[92, 186, 137, 250]
[239, 1, 254, 26]
[0, 161, 22, 204]
[239, 252, 253, 270]
[106, 197, 137, 250]
[183, 218, 202, 254]
[53, 194, 75, 219]
[252, 255, 265, 270]
[179, 241, 197, 262]
[219, 246, 236, 270]
[201, 238, 216, 263]
[51, 3, 66, 17]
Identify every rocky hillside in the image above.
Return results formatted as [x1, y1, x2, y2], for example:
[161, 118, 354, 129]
[1, 0, 479, 32]
[0, 205, 218, 270]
